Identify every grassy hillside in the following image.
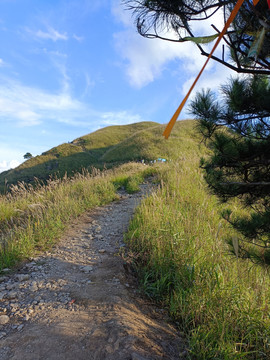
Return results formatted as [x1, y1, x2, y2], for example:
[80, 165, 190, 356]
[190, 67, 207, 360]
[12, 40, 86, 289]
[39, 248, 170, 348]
[1, 119, 269, 358]
[0, 119, 202, 267]
[0, 120, 202, 192]
[0, 121, 161, 191]
[125, 130, 270, 359]
[0, 162, 155, 270]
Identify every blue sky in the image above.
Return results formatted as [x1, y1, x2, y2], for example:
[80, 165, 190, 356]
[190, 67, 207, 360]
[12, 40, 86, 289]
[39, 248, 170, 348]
[0, 0, 233, 173]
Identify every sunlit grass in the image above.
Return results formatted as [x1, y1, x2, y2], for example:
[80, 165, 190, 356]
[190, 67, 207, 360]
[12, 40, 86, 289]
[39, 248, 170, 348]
[126, 158, 270, 359]
[1, 118, 269, 359]
[0, 162, 154, 270]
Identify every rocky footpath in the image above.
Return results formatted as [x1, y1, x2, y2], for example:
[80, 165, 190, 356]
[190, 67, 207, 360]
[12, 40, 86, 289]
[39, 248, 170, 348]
[0, 184, 187, 360]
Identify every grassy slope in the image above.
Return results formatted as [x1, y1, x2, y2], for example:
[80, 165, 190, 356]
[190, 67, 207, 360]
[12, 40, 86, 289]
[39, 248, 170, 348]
[101, 120, 199, 162]
[125, 121, 270, 359]
[0, 121, 161, 191]
[0, 162, 155, 270]
[2, 119, 269, 359]
[0, 120, 199, 191]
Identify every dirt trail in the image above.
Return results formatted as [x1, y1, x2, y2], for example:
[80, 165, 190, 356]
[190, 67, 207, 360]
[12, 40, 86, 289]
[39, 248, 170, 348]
[0, 183, 186, 359]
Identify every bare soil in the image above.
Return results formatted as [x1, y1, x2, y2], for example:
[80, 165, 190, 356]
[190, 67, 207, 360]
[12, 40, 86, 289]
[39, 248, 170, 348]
[0, 184, 187, 359]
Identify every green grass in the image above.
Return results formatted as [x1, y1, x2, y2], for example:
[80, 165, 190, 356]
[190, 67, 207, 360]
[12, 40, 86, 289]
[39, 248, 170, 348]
[0, 162, 154, 271]
[113, 171, 150, 194]
[0, 121, 160, 191]
[0, 120, 199, 192]
[125, 131, 270, 359]
[2, 119, 270, 358]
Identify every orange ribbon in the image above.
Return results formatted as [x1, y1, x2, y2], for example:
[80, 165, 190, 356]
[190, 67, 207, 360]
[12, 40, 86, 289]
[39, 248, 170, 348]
[163, 0, 246, 139]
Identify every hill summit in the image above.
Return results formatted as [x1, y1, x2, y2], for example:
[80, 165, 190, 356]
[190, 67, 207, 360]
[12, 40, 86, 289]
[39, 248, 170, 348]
[0, 120, 198, 191]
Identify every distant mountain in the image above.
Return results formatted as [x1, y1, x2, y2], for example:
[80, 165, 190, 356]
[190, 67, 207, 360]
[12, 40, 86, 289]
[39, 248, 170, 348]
[0, 120, 200, 192]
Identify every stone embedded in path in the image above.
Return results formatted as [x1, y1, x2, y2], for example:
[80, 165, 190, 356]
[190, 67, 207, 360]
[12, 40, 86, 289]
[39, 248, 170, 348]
[2, 269, 10, 274]
[80, 265, 93, 273]
[29, 283, 38, 292]
[16, 274, 30, 282]
[0, 183, 184, 359]
[6, 291, 17, 300]
[0, 315, 10, 325]
[6, 284, 16, 291]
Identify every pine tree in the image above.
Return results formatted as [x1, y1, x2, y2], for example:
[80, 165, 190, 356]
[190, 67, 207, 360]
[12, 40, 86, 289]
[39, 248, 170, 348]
[190, 75, 270, 265]
[125, 0, 270, 265]
[124, 0, 270, 75]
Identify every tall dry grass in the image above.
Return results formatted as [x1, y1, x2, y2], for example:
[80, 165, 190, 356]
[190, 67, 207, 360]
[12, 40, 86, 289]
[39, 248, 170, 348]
[0, 163, 154, 270]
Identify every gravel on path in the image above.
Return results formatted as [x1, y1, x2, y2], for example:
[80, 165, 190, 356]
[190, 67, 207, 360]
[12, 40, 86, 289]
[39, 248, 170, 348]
[0, 183, 187, 360]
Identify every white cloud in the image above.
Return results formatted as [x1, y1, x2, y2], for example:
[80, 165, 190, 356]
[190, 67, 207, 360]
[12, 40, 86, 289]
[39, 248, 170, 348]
[113, 2, 232, 90]
[114, 27, 219, 89]
[112, 0, 133, 27]
[0, 76, 146, 131]
[42, 49, 68, 58]
[10, 159, 20, 168]
[0, 161, 10, 173]
[72, 34, 84, 42]
[114, 30, 186, 88]
[0, 77, 86, 127]
[0, 159, 21, 174]
[25, 26, 68, 42]
[101, 110, 143, 126]
[182, 64, 232, 97]
[53, 62, 71, 94]
[35, 27, 68, 41]
[16, 110, 41, 126]
[82, 72, 95, 97]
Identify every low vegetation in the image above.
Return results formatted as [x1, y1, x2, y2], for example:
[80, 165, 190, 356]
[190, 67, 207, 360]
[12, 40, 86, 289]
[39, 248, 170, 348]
[125, 133, 270, 359]
[1, 120, 269, 359]
[0, 120, 199, 192]
[0, 121, 161, 191]
[0, 163, 154, 270]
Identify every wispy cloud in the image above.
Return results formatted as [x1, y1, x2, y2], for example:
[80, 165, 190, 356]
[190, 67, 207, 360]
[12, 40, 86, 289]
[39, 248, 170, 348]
[113, 2, 232, 91]
[0, 77, 85, 127]
[0, 75, 145, 129]
[101, 110, 143, 126]
[82, 72, 95, 97]
[36, 27, 68, 41]
[114, 29, 201, 88]
[42, 49, 68, 58]
[72, 34, 84, 42]
[0, 74, 146, 168]
[26, 26, 68, 42]
[0, 160, 21, 174]
[0, 144, 24, 174]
